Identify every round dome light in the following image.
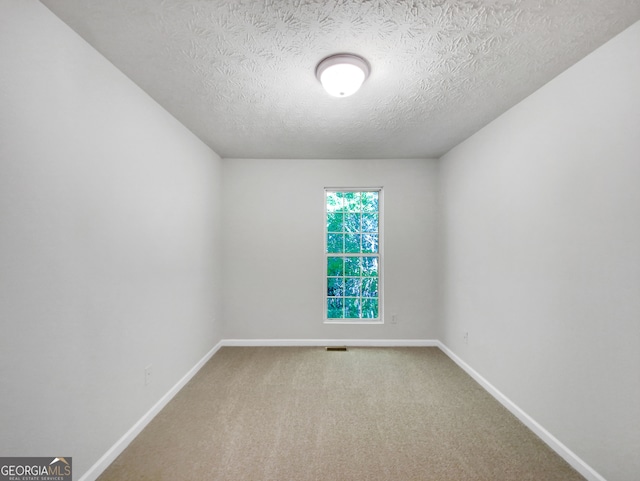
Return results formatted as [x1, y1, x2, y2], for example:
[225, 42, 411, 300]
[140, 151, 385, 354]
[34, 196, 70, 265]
[316, 54, 370, 97]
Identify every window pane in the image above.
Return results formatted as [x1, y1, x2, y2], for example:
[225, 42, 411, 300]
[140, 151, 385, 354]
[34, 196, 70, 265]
[327, 298, 344, 318]
[327, 234, 343, 253]
[361, 298, 378, 318]
[362, 234, 378, 253]
[344, 234, 361, 253]
[327, 212, 343, 232]
[345, 278, 360, 296]
[361, 213, 378, 232]
[327, 257, 343, 277]
[327, 277, 344, 297]
[345, 298, 360, 318]
[361, 192, 378, 212]
[326, 192, 344, 212]
[344, 257, 361, 276]
[344, 192, 361, 212]
[361, 278, 378, 297]
[344, 213, 361, 232]
[362, 257, 378, 277]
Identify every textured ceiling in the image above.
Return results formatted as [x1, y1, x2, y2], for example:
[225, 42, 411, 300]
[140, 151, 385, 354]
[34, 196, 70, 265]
[40, 0, 640, 159]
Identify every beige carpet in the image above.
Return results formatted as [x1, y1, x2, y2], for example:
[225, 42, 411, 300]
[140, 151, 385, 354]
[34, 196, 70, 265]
[97, 347, 585, 481]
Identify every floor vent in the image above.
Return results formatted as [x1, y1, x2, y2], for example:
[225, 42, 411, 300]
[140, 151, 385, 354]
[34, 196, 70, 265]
[325, 346, 348, 351]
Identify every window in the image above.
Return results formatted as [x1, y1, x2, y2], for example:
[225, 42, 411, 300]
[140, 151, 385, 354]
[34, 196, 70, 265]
[324, 188, 382, 323]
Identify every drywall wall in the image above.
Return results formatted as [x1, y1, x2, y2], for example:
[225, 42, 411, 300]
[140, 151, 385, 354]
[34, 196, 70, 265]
[439, 21, 640, 481]
[222, 158, 438, 340]
[0, 1, 223, 478]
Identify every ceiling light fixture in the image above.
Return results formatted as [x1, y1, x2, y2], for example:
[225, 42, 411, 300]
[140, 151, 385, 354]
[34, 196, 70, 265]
[316, 54, 370, 98]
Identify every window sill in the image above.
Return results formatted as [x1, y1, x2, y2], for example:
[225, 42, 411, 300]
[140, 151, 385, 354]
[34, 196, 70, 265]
[323, 320, 384, 325]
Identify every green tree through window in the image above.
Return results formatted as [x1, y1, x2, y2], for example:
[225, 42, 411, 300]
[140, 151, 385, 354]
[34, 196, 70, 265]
[325, 189, 381, 321]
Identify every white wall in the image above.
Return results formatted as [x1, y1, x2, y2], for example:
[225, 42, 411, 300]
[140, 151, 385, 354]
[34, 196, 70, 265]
[0, 1, 223, 478]
[222, 158, 438, 341]
[439, 21, 640, 481]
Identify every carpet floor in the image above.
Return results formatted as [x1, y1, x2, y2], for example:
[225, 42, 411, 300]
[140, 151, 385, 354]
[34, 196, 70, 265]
[97, 347, 585, 481]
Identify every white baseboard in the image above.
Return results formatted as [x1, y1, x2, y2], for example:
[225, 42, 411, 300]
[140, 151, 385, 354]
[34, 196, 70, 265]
[78, 340, 224, 481]
[436, 341, 606, 481]
[221, 338, 439, 347]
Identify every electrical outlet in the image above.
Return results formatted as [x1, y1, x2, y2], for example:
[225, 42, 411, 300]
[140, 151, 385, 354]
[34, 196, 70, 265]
[144, 365, 152, 386]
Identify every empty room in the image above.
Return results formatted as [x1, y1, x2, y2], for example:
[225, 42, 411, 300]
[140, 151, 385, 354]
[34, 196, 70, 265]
[1, 1, 638, 480]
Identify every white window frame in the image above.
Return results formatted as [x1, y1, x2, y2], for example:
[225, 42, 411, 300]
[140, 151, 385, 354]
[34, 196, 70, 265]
[323, 187, 383, 324]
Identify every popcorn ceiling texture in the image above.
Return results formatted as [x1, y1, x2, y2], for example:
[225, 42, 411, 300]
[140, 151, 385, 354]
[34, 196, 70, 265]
[40, 0, 640, 159]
